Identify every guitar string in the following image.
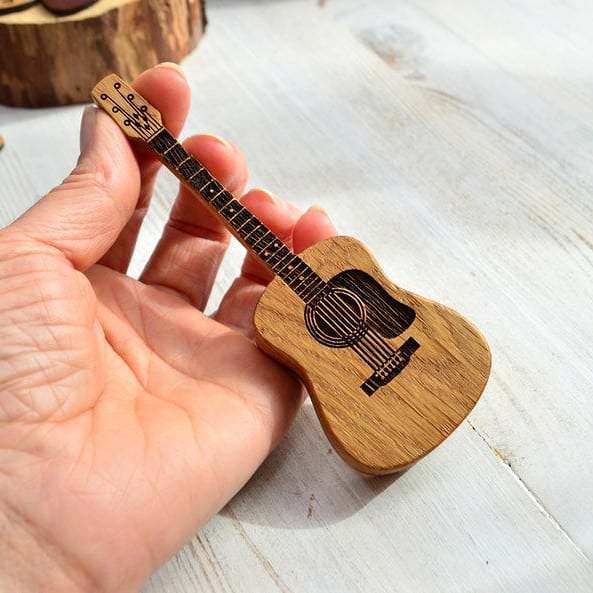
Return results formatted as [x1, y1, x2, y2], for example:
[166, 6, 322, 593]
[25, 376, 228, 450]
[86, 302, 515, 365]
[351, 342, 380, 370]
[314, 294, 395, 359]
[265, 241, 400, 366]
[102, 88, 407, 377]
[314, 297, 395, 366]
[310, 288, 406, 372]
[337, 276, 411, 329]
[313, 296, 386, 358]
[191, 162, 401, 370]
[136, 122, 403, 374]
[307, 298, 385, 366]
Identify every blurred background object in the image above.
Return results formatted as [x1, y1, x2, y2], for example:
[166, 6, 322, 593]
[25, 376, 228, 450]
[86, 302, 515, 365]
[0, 0, 206, 107]
[39, 0, 99, 16]
[0, 0, 36, 16]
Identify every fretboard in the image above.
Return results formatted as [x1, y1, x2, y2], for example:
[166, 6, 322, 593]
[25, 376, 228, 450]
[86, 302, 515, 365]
[149, 128, 326, 302]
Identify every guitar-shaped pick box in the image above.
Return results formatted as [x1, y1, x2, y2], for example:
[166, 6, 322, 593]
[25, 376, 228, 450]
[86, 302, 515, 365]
[93, 74, 491, 475]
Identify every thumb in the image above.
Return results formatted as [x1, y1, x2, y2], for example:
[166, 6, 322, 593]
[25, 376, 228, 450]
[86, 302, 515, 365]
[7, 106, 141, 271]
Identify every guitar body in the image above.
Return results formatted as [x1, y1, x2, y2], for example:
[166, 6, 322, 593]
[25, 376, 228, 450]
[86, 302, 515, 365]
[254, 236, 491, 474]
[92, 75, 492, 476]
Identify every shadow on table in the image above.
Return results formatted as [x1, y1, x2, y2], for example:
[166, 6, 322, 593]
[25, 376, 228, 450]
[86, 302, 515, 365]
[221, 403, 407, 529]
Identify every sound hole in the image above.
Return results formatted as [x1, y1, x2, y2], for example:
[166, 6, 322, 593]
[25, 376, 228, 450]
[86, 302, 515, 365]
[304, 287, 367, 348]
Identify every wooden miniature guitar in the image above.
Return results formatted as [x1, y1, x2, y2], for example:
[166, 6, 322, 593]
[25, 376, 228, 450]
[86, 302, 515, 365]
[92, 74, 491, 475]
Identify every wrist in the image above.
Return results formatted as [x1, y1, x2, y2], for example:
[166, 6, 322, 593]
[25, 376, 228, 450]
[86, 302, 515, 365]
[0, 503, 97, 593]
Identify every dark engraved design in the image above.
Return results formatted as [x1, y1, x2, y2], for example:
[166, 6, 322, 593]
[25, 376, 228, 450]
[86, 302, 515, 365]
[98, 80, 420, 397]
[203, 181, 224, 201]
[330, 269, 416, 337]
[190, 169, 212, 192]
[164, 143, 190, 167]
[149, 129, 176, 153]
[229, 208, 252, 230]
[101, 82, 162, 140]
[179, 159, 201, 179]
[360, 337, 420, 395]
[305, 287, 367, 348]
[304, 269, 419, 395]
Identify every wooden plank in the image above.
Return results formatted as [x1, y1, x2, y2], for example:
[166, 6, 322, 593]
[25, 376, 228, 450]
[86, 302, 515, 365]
[1, 1, 593, 591]
[144, 406, 593, 593]
[323, 0, 593, 559]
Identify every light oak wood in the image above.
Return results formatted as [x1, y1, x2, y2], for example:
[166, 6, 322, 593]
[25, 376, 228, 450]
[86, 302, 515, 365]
[254, 236, 491, 474]
[4, 2, 593, 590]
[0, 0, 205, 107]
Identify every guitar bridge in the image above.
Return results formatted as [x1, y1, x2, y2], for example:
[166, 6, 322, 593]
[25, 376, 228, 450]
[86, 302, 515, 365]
[360, 337, 420, 395]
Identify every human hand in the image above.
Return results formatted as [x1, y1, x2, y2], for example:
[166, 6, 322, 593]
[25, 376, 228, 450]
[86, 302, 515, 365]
[0, 64, 335, 593]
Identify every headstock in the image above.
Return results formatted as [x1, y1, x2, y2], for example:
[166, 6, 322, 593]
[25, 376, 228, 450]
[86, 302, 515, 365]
[91, 74, 163, 140]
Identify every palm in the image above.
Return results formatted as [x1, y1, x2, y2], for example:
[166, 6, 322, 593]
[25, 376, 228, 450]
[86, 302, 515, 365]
[0, 255, 302, 590]
[0, 64, 335, 593]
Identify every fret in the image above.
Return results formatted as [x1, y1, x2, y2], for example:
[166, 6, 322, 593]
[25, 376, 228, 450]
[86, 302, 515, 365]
[275, 254, 298, 276]
[202, 180, 223, 201]
[300, 275, 324, 301]
[219, 198, 241, 219]
[252, 230, 276, 254]
[229, 208, 252, 230]
[282, 258, 309, 285]
[274, 251, 298, 275]
[239, 218, 260, 238]
[178, 158, 201, 180]
[210, 188, 231, 210]
[291, 266, 317, 296]
[260, 241, 284, 265]
[268, 245, 292, 269]
[163, 142, 189, 167]
[190, 168, 212, 192]
[292, 267, 316, 292]
[259, 237, 284, 262]
[244, 224, 268, 246]
[149, 129, 175, 154]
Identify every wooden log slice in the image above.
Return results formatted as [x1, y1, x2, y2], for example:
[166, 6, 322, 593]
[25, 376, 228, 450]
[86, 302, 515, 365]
[0, 0, 206, 107]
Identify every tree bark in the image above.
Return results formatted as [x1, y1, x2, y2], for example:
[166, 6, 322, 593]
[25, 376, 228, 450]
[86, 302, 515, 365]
[0, 0, 206, 107]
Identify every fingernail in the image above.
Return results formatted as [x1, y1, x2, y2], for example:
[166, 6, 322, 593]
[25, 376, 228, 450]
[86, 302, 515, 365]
[154, 61, 186, 81]
[207, 134, 235, 154]
[255, 188, 281, 205]
[80, 106, 98, 155]
[308, 204, 327, 215]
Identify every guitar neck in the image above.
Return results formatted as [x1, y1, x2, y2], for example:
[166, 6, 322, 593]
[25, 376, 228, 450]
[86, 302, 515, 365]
[92, 74, 325, 303]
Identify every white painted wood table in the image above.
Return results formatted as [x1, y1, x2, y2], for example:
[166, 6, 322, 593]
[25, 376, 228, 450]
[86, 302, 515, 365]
[2, 1, 593, 591]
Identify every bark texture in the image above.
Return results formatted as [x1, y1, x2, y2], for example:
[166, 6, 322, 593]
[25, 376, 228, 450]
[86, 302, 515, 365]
[0, 0, 206, 107]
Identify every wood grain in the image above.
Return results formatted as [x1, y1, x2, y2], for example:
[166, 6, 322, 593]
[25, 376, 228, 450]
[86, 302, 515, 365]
[255, 235, 490, 473]
[0, 0, 205, 107]
[92, 74, 490, 474]
[2, 0, 593, 591]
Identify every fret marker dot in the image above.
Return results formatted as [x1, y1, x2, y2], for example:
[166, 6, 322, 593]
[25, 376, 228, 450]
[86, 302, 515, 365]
[264, 252, 269, 256]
